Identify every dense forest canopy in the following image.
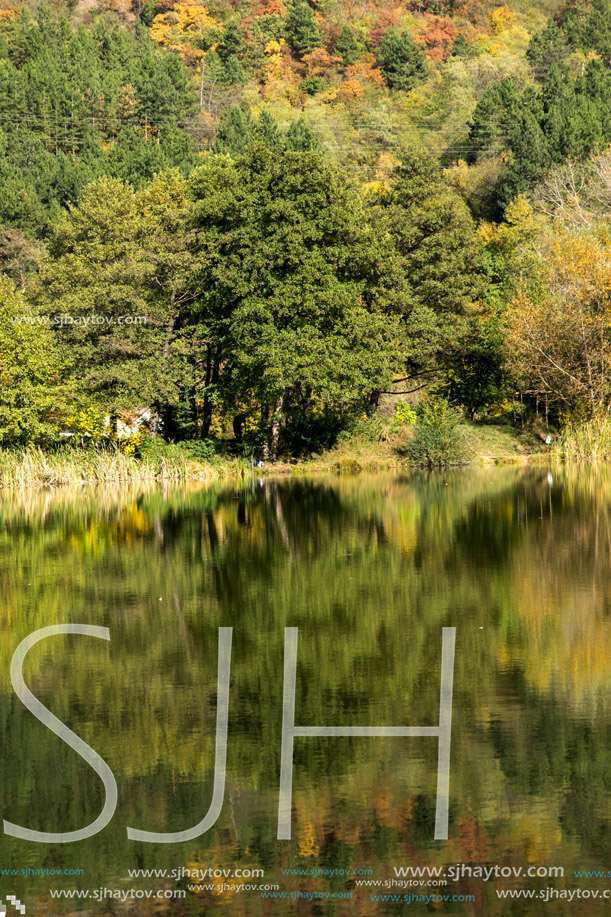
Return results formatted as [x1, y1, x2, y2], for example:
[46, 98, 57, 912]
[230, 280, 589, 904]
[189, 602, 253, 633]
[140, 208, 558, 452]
[2, 0, 611, 459]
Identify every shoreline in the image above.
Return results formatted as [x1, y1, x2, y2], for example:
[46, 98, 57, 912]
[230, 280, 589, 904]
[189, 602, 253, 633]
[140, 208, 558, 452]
[0, 422, 550, 488]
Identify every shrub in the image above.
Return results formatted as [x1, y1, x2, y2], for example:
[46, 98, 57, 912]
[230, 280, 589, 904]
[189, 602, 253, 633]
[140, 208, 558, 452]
[300, 76, 326, 95]
[336, 414, 385, 445]
[137, 436, 187, 468]
[406, 399, 466, 466]
[391, 402, 417, 431]
[179, 439, 219, 463]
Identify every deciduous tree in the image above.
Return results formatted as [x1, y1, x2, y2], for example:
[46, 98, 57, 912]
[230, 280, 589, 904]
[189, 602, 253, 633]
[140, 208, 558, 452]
[35, 175, 194, 421]
[188, 148, 401, 457]
[506, 227, 611, 416]
[0, 276, 62, 444]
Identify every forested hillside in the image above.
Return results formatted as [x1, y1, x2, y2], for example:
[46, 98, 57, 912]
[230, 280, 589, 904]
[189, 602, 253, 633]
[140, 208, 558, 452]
[2, 0, 611, 464]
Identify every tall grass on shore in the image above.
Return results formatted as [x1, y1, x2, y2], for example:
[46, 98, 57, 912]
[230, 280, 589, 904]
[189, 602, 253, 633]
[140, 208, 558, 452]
[0, 446, 217, 487]
[551, 418, 611, 462]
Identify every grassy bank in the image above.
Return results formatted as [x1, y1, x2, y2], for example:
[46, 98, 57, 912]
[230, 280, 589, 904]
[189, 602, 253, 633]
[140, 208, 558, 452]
[0, 420, 548, 488]
[551, 418, 611, 462]
[0, 447, 223, 488]
[283, 418, 546, 474]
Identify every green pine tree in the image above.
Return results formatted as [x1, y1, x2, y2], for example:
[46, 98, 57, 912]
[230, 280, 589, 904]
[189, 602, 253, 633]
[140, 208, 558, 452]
[499, 109, 551, 207]
[254, 110, 283, 148]
[586, 0, 611, 58]
[217, 21, 246, 62]
[285, 119, 319, 151]
[214, 106, 255, 155]
[335, 26, 360, 70]
[285, 0, 323, 55]
[371, 148, 485, 376]
[222, 54, 247, 85]
[374, 29, 427, 91]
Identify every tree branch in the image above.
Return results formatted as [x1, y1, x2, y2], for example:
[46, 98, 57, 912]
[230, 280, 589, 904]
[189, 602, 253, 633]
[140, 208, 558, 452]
[379, 383, 429, 395]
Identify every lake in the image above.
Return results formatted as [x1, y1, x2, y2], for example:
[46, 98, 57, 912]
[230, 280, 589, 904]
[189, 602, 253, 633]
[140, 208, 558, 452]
[0, 467, 610, 915]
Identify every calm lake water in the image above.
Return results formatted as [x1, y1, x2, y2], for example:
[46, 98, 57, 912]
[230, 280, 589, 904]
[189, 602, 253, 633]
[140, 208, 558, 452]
[1, 468, 611, 915]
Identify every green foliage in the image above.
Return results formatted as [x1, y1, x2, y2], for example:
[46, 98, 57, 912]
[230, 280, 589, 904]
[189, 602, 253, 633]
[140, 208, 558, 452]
[35, 172, 194, 412]
[451, 32, 477, 58]
[526, 20, 569, 72]
[336, 414, 385, 443]
[445, 342, 511, 419]
[280, 407, 351, 455]
[552, 419, 611, 462]
[188, 146, 402, 453]
[445, 276, 512, 419]
[218, 52, 248, 84]
[214, 106, 255, 154]
[285, 0, 322, 55]
[585, 0, 611, 58]
[371, 148, 485, 377]
[0, 8, 197, 236]
[0, 275, 62, 446]
[335, 25, 360, 70]
[468, 79, 523, 166]
[374, 29, 427, 92]
[217, 21, 247, 62]
[391, 402, 417, 430]
[254, 109, 283, 147]
[179, 438, 220, 462]
[469, 1, 611, 209]
[285, 119, 319, 151]
[214, 106, 315, 155]
[135, 434, 184, 463]
[406, 398, 466, 466]
[300, 75, 326, 95]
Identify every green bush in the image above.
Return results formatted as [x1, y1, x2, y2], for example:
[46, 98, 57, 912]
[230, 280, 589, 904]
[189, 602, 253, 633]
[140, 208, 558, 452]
[406, 399, 467, 466]
[136, 436, 187, 468]
[336, 415, 385, 444]
[391, 402, 417, 431]
[299, 76, 326, 95]
[179, 439, 219, 463]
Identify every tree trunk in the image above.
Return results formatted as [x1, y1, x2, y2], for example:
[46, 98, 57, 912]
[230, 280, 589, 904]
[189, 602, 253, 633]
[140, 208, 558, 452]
[149, 405, 162, 437]
[201, 350, 218, 438]
[232, 413, 246, 444]
[263, 395, 284, 463]
[148, 312, 177, 437]
[199, 62, 206, 109]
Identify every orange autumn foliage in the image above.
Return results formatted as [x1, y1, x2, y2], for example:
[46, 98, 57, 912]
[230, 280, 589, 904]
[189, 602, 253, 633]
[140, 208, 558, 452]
[344, 56, 386, 87]
[340, 77, 364, 98]
[368, 6, 403, 47]
[423, 16, 458, 61]
[302, 47, 340, 76]
[0, 5, 19, 22]
[252, 0, 287, 16]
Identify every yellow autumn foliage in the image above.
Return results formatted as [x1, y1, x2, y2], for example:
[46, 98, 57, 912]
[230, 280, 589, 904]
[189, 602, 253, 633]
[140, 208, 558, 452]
[297, 821, 320, 857]
[489, 4, 516, 34]
[340, 77, 363, 99]
[150, 0, 222, 63]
